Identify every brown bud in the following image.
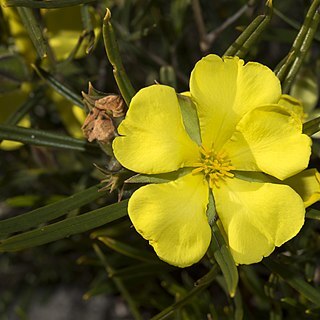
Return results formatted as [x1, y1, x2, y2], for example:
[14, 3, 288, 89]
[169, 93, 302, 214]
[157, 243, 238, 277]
[82, 108, 116, 143]
[95, 95, 125, 117]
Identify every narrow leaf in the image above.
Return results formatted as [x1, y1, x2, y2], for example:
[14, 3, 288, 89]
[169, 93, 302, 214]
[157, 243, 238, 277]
[209, 221, 239, 298]
[206, 192, 238, 297]
[125, 168, 192, 184]
[264, 258, 320, 306]
[306, 208, 320, 220]
[275, 0, 320, 83]
[0, 124, 99, 152]
[33, 65, 83, 107]
[178, 94, 201, 145]
[4, 87, 44, 125]
[4, 0, 96, 8]
[110, 262, 173, 279]
[151, 265, 219, 320]
[16, 7, 47, 58]
[0, 184, 105, 237]
[103, 8, 135, 106]
[93, 243, 142, 320]
[224, 0, 272, 58]
[97, 236, 159, 263]
[303, 116, 320, 136]
[0, 200, 128, 252]
[282, 10, 320, 93]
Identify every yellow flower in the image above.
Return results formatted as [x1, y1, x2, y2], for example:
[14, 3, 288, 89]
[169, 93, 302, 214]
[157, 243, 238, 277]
[113, 55, 313, 267]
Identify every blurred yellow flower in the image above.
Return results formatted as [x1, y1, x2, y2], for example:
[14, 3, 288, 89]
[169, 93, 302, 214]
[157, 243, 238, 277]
[114, 55, 313, 267]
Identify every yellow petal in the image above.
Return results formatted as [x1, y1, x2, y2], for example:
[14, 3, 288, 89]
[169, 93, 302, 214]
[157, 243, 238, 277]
[284, 169, 320, 207]
[224, 105, 311, 180]
[128, 173, 211, 267]
[278, 94, 305, 122]
[190, 54, 281, 150]
[213, 177, 305, 265]
[113, 85, 200, 174]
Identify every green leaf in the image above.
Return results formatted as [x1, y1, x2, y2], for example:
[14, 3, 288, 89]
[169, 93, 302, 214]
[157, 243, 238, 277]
[207, 193, 238, 298]
[0, 200, 128, 252]
[0, 124, 100, 152]
[81, 4, 96, 55]
[303, 116, 320, 136]
[178, 94, 201, 145]
[264, 257, 320, 306]
[275, 0, 320, 89]
[306, 208, 320, 220]
[16, 7, 47, 59]
[33, 65, 84, 108]
[160, 66, 177, 88]
[3, 87, 44, 125]
[5, 195, 41, 208]
[151, 265, 219, 320]
[209, 221, 239, 298]
[103, 8, 135, 106]
[125, 168, 192, 184]
[93, 243, 143, 320]
[0, 184, 104, 237]
[224, 0, 273, 58]
[0, 49, 30, 92]
[97, 236, 159, 263]
[110, 262, 172, 280]
[4, 0, 96, 8]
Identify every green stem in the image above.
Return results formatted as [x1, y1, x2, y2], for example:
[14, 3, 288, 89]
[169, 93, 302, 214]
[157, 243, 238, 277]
[282, 9, 320, 93]
[275, 0, 320, 81]
[151, 265, 219, 320]
[93, 243, 143, 320]
[103, 8, 135, 107]
[4, 0, 95, 8]
[224, 0, 273, 58]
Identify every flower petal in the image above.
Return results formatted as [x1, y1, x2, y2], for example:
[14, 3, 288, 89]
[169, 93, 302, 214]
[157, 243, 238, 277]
[278, 94, 305, 121]
[284, 169, 320, 207]
[213, 177, 305, 265]
[190, 54, 281, 150]
[224, 105, 311, 180]
[128, 173, 211, 267]
[113, 85, 200, 174]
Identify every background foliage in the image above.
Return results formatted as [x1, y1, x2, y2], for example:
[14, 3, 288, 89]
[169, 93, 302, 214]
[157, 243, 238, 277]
[1, 0, 320, 319]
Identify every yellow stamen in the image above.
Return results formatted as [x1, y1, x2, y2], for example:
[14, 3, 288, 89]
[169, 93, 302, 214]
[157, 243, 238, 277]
[192, 145, 235, 188]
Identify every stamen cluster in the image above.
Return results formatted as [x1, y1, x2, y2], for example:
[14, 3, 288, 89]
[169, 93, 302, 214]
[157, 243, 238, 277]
[192, 146, 235, 188]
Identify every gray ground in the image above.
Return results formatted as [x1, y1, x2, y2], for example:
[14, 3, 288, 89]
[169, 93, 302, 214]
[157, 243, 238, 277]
[6, 286, 133, 320]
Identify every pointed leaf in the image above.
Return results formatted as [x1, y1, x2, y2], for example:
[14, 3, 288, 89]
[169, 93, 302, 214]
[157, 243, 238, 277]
[97, 236, 159, 263]
[207, 192, 238, 297]
[264, 258, 320, 306]
[4, 0, 96, 8]
[306, 208, 320, 220]
[16, 7, 47, 58]
[0, 184, 105, 237]
[151, 265, 219, 320]
[210, 221, 239, 298]
[0, 200, 128, 252]
[33, 65, 83, 107]
[224, 0, 273, 58]
[103, 8, 135, 106]
[125, 168, 192, 184]
[0, 124, 99, 152]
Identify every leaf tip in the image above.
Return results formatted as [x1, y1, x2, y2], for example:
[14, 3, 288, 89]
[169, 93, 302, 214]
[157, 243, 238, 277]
[104, 8, 111, 23]
[266, 0, 273, 8]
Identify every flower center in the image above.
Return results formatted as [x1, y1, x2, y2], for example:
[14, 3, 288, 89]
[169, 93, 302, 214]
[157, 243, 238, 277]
[192, 145, 235, 188]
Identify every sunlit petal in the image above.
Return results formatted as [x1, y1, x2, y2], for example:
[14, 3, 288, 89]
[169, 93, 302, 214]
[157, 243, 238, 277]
[128, 173, 211, 267]
[113, 85, 200, 174]
[190, 54, 281, 150]
[284, 169, 320, 207]
[213, 177, 305, 264]
[224, 105, 311, 180]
